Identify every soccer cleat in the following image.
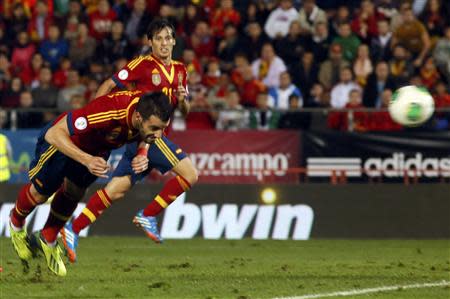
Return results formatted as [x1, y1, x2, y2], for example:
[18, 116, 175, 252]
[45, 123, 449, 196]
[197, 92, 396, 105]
[9, 222, 33, 260]
[60, 222, 78, 263]
[133, 210, 163, 243]
[31, 232, 67, 277]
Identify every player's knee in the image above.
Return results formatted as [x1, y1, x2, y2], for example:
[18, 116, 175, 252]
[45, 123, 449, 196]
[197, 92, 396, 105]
[108, 191, 125, 201]
[183, 167, 198, 187]
[29, 184, 48, 203]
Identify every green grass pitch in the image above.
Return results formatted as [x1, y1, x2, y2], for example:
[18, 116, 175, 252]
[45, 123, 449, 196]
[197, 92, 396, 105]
[1, 238, 449, 298]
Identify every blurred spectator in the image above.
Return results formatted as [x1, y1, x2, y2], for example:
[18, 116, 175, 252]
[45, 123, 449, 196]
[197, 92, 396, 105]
[391, 5, 430, 67]
[419, 0, 448, 38]
[207, 72, 235, 109]
[237, 65, 266, 108]
[389, 44, 415, 87]
[242, 21, 270, 61]
[84, 76, 100, 102]
[249, 91, 280, 130]
[69, 93, 87, 109]
[230, 53, 249, 88]
[182, 48, 202, 75]
[202, 59, 221, 88]
[264, 0, 298, 39]
[39, 24, 69, 70]
[297, 0, 327, 35]
[17, 91, 43, 129]
[210, 0, 241, 38]
[328, 89, 368, 131]
[187, 21, 216, 64]
[289, 51, 318, 100]
[370, 19, 392, 62]
[307, 82, 329, 107]
[28, 0, 54, 42]
[96, 20, 133, 68]
[216, 90, 248, 130]
[241, 1, 270, 28]
[87, 60, 108, 83]
[53, 58, 71, 88]
[69, 22, 96, 74]
[60, 0, 89, 40]
[274, 20, 311, 66]
[330, 5, 351, 37]
[179, 3, 207, 37]
[374, 0, 398, 20]
[353, 44, 373, 86]
[5, 3, 29, 42]
[278, 94, 311, 129]
[122, 0, 151, 45]
[268, 71, 303, 109]
[88, 0, 117, 40]
[351, 0, 384, 42]
[330, 67, 361, 108]
[1, 77, 23, 108]
[420, 56, 441, 90]
[368, 89, 402, 131]
[433, 81, 450, 108]
[0, 52, 12, 90]
[0, 110, 9, 129]
[11, 31, 36, 75]
[31, 67, 58, 108]
[251, 42, 287, 89]
[332, 22, 361, 62]
[185, 85, 216, 130]
[0, 23, 8, 54]
[217, 23, 243, 71]
[390, 2, 411, 31]
[0, 132, 12, 182]
[20, 53, 45, 87]
[363, 61, 396, 108]
[433, 26, 450, 83]
[318, 43, 350, 90]
[311, 21, 332, 63]
[57, 69, 86, 111]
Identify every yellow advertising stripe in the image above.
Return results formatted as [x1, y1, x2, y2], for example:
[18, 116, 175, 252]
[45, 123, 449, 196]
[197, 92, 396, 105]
[156, 139, 179, 164]
[89, 115, 127, 124]
[155, 195, 168, 208]
[50, 208, 70, 221]
[97, 190, 111, 208]
[29, 146, 58, 178]
[155, 139, 178, 166]
[82, 208, 96, 222]
[87, 110, 127, 121]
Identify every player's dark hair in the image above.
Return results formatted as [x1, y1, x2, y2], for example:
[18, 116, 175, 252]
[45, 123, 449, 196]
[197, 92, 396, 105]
[146, 18, 175, 40]
[137, 92, 173, 122]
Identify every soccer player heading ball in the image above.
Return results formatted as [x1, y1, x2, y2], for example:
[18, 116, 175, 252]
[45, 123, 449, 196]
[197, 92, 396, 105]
[60, 18, 198, 266]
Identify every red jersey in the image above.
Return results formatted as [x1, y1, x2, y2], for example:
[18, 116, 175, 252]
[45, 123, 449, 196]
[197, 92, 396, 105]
[112, 54, 188, 109]
[63, 90, 143, 156]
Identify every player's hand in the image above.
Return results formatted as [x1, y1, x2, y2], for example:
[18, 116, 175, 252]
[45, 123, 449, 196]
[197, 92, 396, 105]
[176, 81, 187, 102]
[132, 154, 149, 174]
[85, 156, 110, 178]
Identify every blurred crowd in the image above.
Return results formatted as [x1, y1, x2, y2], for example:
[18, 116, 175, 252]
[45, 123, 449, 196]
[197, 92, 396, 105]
[0, 0, 449, 132]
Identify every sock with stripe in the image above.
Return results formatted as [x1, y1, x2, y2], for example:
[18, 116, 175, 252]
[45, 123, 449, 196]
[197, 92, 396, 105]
[72, 189, 112, 235]
[41, 187, 79, 244]
[143, 176, 190, 217]
[10, 183, 44, 228]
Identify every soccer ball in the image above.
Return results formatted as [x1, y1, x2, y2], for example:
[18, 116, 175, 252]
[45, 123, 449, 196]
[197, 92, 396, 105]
[388, 85, 435, 127]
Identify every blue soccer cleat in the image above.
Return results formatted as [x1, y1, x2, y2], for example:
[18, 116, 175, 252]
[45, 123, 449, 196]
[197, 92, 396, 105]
[60, 222, 78, 263]
[133, 210, 163, 243]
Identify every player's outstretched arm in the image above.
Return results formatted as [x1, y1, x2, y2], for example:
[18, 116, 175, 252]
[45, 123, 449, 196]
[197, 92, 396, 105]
[95, 78, 117, 98]
[176, 81, 190, 117]
[45, 116, 110, 178]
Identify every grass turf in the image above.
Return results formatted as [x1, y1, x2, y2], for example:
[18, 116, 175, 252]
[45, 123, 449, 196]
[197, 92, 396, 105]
[1, 238, 449, 298]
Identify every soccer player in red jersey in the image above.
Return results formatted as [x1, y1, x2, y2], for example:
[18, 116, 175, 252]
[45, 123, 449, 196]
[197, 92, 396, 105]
[60, 19, 199, 263]
[9, 91, 173, 276]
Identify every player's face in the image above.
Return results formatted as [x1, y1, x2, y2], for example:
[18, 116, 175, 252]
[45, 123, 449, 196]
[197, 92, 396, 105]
[138, 115, 170, 144]
[150, 27, 176, 60]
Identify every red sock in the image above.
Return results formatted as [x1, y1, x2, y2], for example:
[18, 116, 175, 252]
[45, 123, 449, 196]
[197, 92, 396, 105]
[10, 183, 43, 228]
[143, 176, 190, 217]
[72, 189, 111, 234]
[41, 187, 79, 243]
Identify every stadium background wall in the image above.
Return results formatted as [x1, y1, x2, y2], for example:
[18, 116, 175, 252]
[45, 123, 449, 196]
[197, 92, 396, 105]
[1, 184, 449, 239]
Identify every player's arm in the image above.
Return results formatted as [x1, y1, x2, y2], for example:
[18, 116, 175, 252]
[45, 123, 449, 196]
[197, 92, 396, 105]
[176, 69, 190, 117]
[95, 78, 117, 98]
[44, 115, 109, 178]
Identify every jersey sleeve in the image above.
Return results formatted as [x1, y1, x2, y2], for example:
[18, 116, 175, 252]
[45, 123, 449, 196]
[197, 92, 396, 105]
[67, 96, 117, 136]
[111, 56, 147, 88]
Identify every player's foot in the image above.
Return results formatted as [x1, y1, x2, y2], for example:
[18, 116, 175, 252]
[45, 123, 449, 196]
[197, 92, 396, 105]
[9, 221, 33, 260]
[133, 210, 163, 243]
[60, 222, 78, 263]
[31, 232, 67, 277]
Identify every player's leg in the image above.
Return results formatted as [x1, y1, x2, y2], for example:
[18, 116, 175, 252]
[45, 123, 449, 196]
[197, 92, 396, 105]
[9, 139, 63, 261]
[134, 137, 198, 242]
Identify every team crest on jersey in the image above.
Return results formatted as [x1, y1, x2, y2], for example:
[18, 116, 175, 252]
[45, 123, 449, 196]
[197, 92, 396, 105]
[152, 73, 161, 86]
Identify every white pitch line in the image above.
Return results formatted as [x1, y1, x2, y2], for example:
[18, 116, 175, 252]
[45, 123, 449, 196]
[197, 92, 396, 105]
[273, 280, 450, 299]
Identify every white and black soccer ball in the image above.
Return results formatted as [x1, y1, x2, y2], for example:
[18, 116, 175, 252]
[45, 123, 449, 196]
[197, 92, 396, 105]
[388, 85, 435, 127]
